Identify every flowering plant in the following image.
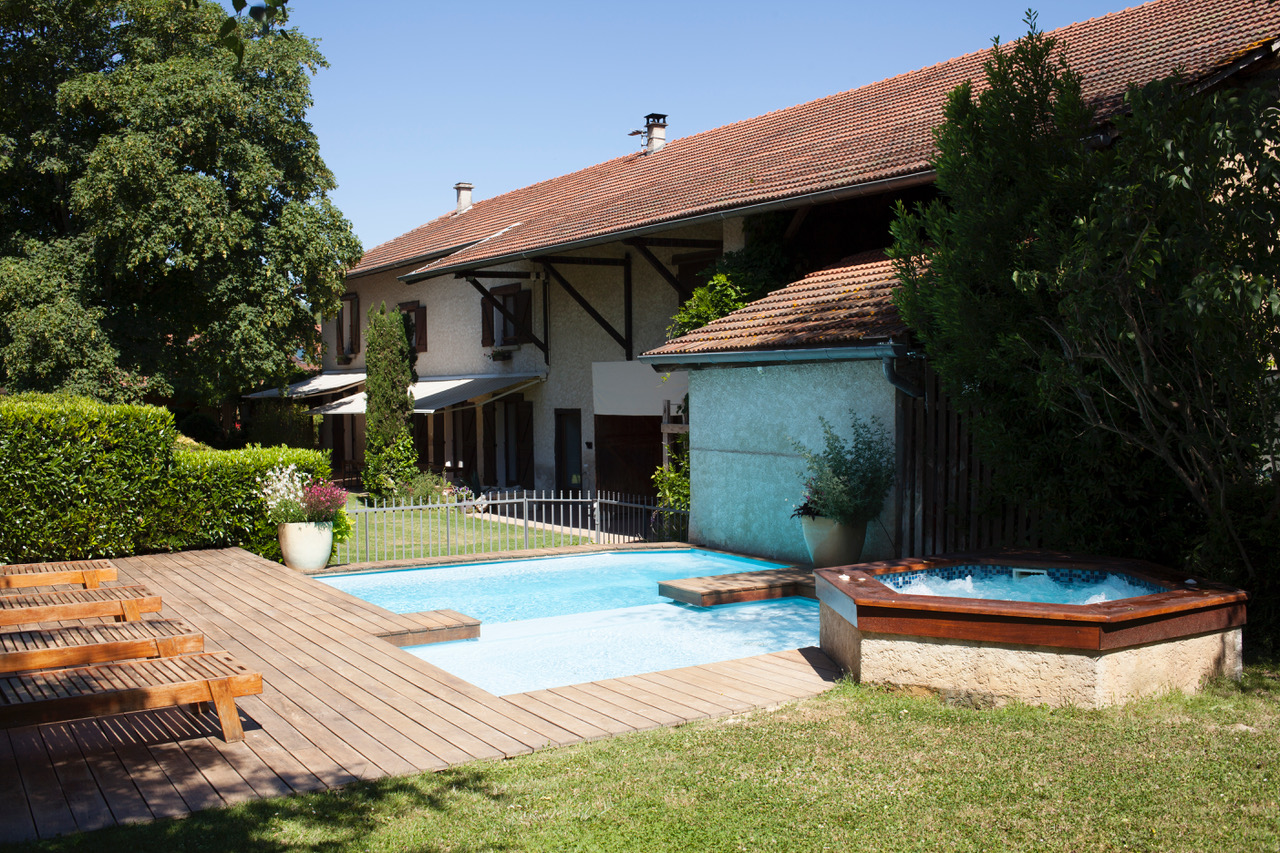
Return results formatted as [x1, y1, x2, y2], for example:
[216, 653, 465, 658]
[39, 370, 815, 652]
[260, 465, 349, 525]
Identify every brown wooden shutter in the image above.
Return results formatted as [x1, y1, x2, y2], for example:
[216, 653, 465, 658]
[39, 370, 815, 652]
[482, 402, 497, 487]
[516, 400, 534, 489]
[414, 305, 427, 352]
[480, 294, 494, 347]
[431, 411, 445, 468]
[513, 289, 533, 343]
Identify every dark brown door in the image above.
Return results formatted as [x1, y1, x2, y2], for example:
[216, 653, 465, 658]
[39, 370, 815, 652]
[594, 415, 662, 497]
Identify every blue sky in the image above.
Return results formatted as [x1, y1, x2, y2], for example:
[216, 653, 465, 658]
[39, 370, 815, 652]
[279, 1, 1129, 252]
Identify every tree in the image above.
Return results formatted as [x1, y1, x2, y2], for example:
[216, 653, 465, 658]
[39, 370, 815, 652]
[890, 15, 1280, 580]
[361, 303, 416, 496]
[0, 0, 362, 405]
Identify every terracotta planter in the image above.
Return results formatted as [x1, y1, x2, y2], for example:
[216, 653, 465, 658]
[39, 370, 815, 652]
[800, 516, 867, 568]
[278, 521, 334, 571]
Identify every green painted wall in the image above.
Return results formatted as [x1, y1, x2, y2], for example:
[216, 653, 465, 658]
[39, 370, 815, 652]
[688, 359, 896, 564]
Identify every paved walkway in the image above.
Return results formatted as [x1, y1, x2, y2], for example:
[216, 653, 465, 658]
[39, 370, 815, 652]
[1, 547, 838, 843]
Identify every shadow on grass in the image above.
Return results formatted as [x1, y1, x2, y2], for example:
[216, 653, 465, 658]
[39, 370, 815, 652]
[16, 766, 513, 853]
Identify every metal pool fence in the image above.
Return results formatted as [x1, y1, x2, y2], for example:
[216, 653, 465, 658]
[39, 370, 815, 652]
[333, 490, 690, 565]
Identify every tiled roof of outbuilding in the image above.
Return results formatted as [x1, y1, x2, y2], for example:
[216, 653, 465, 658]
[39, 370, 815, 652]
[349, 0, 1280, 281]
[643, 252, 906, 359]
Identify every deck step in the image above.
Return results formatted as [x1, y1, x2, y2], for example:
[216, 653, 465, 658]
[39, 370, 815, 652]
[658, 568, 816, 606]
[0, 619, 204, 673]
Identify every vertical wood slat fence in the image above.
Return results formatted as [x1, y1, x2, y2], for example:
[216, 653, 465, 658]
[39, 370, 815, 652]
[895, 364, 1040, 557]
[332, 490, 689, 566]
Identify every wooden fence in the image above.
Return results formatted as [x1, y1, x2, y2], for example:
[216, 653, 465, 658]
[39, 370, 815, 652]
[894, 364, 1040, 557]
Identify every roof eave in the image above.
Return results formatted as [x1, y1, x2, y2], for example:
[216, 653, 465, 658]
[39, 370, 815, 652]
[346, 240, 483, 281]
[398, 169, 937, 284]
[638, 341, 912, 372]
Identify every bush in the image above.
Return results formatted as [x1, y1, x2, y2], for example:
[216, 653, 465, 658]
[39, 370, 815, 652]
[0, 394, 176, 561]
[792, 414, 894, 526]
[245, 399, 317, 449]
[148, 445, 332, 558]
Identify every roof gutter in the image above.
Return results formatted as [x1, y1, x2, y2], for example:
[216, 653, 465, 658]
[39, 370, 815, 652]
[640, 342, 925, 398]
[399, 169, 937, 283]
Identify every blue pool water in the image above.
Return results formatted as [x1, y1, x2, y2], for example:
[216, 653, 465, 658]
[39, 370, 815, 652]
[410, 598, 820, 695]
[321, 549, 821, 694]
[320, 549, 785, 624]
[884, 569, 1159, 605]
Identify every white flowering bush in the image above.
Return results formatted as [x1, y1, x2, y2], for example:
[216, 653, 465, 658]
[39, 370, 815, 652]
[259, 464, 307, 525]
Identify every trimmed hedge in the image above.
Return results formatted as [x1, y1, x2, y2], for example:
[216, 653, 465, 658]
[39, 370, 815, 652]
[149, 445, 331, 558]
[0, 394, 176, 561]
[0, 394, 331, 562]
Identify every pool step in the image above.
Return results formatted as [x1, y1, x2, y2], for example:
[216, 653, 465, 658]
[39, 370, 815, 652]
[658, 568, 816, 607]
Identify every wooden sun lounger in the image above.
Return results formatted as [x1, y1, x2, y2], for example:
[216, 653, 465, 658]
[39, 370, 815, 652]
[0, 619, 204, 674]
[0, 585, 163, 627]
[0, 652, 263, 742]
[0, 560, 118, 590]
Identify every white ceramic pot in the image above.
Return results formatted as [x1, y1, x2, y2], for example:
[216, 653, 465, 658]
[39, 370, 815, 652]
[800, 516, 867, 568]
[278, 521, 334, 571]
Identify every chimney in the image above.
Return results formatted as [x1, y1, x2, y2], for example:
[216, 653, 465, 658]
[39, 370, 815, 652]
[453, 182, 474, 214]
[644, 113, 668, 153]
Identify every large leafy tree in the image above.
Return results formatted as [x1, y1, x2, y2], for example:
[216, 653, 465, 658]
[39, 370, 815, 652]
[0, 0, 362, 404]
[890, 17, 1280, 582]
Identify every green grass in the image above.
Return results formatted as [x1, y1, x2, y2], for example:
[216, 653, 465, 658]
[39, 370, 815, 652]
[11, 667, 1279, 852]
[335, 498, 587, 564]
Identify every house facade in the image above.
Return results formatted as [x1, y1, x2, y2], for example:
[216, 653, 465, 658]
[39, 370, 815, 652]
[274, 0, 1277, 506]
[642, 0, 1280, 562]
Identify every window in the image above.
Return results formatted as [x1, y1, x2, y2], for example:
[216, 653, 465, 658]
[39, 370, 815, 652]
[336, 293, 359, 358]
[480, 283, 532, 347]
[398, 300, 427, 352]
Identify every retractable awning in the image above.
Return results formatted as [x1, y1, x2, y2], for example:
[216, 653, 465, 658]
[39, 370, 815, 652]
[305, 373, 543, 416]
[244, 371, 366, 399]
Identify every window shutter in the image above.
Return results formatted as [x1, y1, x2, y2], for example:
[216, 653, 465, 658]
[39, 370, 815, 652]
[480, 294, 494, 347]
[414, 305, 427, 352]
[513, 289, 533, 343]
[516, 401, 535, 489]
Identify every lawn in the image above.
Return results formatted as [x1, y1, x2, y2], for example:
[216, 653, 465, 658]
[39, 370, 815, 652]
[9, 667, 1278, 853]
[333, 497, 588, 564]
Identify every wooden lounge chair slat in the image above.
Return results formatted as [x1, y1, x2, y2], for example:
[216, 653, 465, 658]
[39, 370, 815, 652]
[0, 560, 118, 590]
[0, 653, 263, 742]
[0, 620, 204, 674]
[0, 585, 162, 627]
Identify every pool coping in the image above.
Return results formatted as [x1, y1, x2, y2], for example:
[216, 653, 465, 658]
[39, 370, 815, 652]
[815, 548, 1247, 651]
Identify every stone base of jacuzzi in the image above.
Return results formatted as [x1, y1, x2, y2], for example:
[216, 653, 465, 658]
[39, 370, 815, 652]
[819, 602, 1243, 709]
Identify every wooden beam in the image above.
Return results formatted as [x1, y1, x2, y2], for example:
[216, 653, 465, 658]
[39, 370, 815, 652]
[625, 238, 723, 249]
[454, 270, 535, 279]
[538, 256, 627, 267]
[631, 242, 689, 300]
[542, 262, 629, 355]
[624, 254, 633, 361]
[464, 276, 549, 355]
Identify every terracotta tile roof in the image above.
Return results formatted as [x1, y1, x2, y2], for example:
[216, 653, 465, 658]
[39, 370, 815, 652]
[350, 0, 1280, 281]
[643, 252, 905, 359]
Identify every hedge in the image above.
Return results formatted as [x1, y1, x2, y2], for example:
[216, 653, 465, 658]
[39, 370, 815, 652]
[148, 444, 331, 558]
[0, 394, 176, 561]
[0, 394, 331, 562]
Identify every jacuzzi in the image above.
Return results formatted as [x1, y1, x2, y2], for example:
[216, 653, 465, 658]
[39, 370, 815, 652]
[815, 550, 1247, 708]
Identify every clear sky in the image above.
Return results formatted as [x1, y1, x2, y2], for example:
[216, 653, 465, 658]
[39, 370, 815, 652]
[277, 0, 1132, 252]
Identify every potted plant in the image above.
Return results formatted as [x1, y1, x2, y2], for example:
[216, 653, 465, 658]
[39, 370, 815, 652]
[792, 414, 894, 567]
[261, 465, 350, 571]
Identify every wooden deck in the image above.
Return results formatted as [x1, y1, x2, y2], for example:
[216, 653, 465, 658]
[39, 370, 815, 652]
[658, 567, 817, 606]
[1, 548, 838, 842]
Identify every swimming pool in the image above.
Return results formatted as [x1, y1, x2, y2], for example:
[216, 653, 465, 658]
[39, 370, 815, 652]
[321, 549, 821, 695]
[321, 549, 786, 623]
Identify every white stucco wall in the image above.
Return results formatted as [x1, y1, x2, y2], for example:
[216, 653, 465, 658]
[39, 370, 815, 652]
[325, 222, 719, 491]
[688, 359, 897, 564]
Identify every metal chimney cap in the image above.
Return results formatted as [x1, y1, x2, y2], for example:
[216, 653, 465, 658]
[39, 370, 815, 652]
[644, 113, 668, 125]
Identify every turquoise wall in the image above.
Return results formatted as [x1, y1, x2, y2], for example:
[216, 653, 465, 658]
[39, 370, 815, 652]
[688, 359, 897, 564]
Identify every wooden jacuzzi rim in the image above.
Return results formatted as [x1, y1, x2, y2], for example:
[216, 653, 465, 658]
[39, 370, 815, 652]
[814, 549, 1247, 651]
